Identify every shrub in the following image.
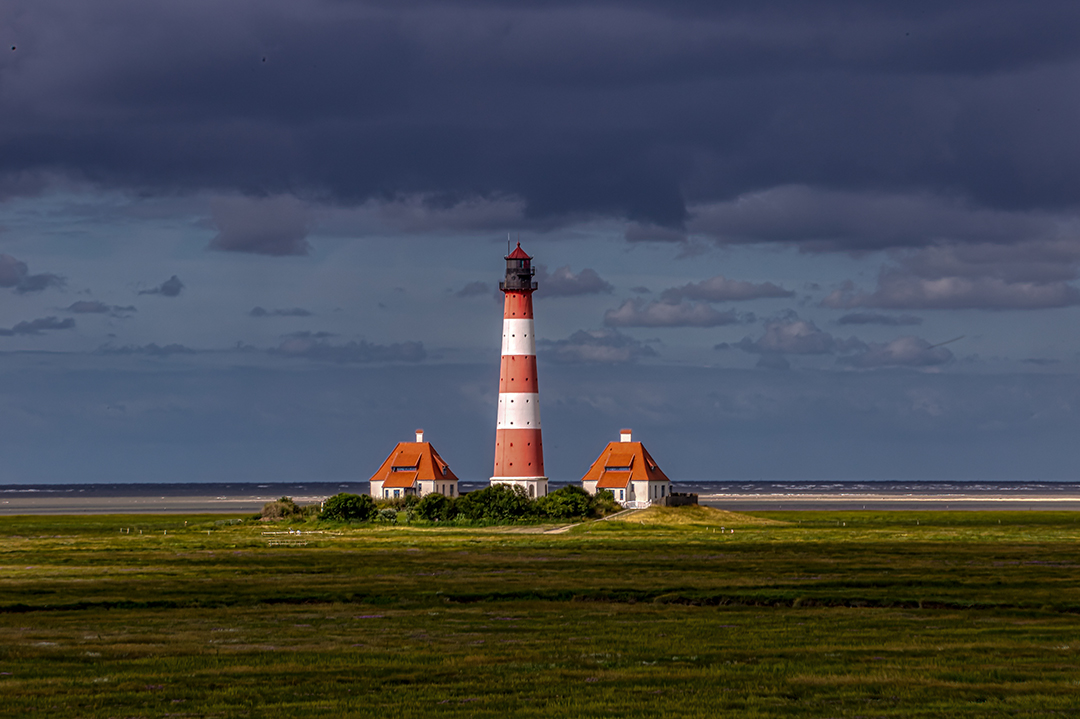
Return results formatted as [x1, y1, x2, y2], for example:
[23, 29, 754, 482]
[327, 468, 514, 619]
[378, 508, 399, 524]
[261, 496, 304, 521]
[415, 493, 455, 521]
[319, 493, 377, 522]
[593, 489, 621, 515]
[536, 485, 596, 519]
[455, 484, 535, 523]
[377, 494, 420, 510]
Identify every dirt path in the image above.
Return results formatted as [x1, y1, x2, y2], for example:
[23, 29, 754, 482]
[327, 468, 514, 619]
[542, 508, 637, 534]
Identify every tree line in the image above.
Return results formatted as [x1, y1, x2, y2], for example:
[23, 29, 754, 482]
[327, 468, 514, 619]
[313, 484, 619, 524]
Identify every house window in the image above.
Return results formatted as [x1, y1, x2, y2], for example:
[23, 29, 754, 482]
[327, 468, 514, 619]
[661, 485, 665, 497]
[619, 489, 624, 500]
[384, 489, 389, 498]
[393, 489, 400, 498]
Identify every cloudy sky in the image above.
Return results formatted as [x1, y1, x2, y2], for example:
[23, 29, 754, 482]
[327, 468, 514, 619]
[2, 0, 1079, 484]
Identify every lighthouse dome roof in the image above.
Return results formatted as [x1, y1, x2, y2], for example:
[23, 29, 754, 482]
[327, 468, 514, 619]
[506, 242, 531, 260]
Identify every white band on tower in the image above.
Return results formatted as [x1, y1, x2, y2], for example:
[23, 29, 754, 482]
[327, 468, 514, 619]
[496, 393, 542, 429]
[501, 318, 536, 356]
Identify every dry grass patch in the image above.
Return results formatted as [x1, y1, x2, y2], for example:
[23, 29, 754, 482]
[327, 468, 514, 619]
[613, 505, 786, 527]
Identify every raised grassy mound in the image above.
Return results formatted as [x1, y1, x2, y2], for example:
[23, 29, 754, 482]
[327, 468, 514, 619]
[614, 504, 786, 527]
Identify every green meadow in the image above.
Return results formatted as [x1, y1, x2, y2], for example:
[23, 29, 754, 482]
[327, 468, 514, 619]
[2, 507, 1080, 717]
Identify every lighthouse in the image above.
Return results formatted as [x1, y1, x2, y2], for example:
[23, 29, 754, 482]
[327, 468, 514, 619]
[491, 243, 547, 497]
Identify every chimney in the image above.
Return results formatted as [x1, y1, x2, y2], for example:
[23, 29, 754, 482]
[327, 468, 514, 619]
[415, 429, 424, 443]
[620, 428, 632, 443]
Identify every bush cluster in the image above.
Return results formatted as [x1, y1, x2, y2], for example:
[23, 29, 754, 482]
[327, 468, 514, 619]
[415, 484, 617, 523]
[260, 496, 318, 521]
[267, 486, 618, 525]
[319, 493, 377, 522]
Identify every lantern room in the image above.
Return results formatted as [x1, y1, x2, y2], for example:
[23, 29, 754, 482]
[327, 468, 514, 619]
[500, 243, 538, 292]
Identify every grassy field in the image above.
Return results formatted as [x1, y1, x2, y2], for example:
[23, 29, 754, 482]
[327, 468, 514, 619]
[2, 507, 1079, 717]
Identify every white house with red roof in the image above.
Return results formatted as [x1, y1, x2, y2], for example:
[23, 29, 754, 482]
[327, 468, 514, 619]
[369, 429, 459, 500]
[580, 429, 671, 508]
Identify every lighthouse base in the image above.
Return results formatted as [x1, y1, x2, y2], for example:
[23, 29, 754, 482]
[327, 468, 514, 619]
[490, 476, 549, 498]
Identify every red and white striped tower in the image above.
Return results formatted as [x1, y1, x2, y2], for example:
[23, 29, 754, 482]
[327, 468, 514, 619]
[491, 243, 547, 498]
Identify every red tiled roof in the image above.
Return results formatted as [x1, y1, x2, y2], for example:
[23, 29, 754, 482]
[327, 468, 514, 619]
[370, 441, 458, 488]
[596, 471, 632, 489]
[390, 449, 422, 469]
[506, 243, 531, 260]
[604, 450, 635, 469]
[382, 471, 419, 488]
[581, 441, 670, 488]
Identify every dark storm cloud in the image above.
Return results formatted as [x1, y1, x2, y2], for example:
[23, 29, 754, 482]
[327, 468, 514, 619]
[0, 316, 75, 336]
[209, 195, 311, 256]
[271, 337, 426, 363]
[660, 274, 793, 303]
[66, 300, 109, 314]
[0, 254, 63, 293]
[65, 300, 137, 315]
[539, 329, 658, 364]
[684, 187, 1072, 252]
[535, 265, 614, 297]
[604, 299, 744, 328]
[837, 312, 922, 326]
[249, 306, 312, 317]
[454, 281, 490, 298]
[139, 275, 184, 297]
[5, 1, 1080, 234]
